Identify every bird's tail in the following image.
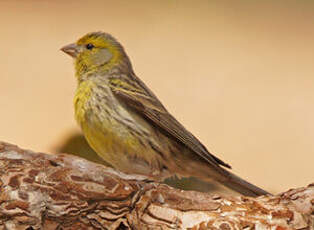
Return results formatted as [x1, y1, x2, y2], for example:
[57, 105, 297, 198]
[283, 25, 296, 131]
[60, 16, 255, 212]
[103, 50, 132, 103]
[219, 170, 270, 197]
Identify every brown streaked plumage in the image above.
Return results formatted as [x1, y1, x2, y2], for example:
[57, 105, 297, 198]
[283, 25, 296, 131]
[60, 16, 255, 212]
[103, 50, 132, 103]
[61, 31, 270, 197]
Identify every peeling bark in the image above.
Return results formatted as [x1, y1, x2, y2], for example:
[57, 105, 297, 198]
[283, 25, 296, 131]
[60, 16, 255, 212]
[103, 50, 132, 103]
[0, 141, 313, 230]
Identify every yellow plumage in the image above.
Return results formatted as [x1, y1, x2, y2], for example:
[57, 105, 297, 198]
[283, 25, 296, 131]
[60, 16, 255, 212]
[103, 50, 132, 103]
[74, 77, 164, 175]
[61, 31, 270, 196]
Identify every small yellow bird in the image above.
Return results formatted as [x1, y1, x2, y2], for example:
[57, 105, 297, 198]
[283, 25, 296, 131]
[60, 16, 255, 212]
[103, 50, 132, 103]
[61, 32, 269, 197]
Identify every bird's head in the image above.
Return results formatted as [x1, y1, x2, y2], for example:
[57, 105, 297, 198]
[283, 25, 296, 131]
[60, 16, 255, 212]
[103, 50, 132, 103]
[61, 32, 131, 79]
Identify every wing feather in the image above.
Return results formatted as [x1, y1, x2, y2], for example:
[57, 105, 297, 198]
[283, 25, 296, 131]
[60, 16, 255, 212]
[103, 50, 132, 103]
[109, 76, 231, 171]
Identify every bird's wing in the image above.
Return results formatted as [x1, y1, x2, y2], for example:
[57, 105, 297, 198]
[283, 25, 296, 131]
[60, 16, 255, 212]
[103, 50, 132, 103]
[109, 75, 231, 170]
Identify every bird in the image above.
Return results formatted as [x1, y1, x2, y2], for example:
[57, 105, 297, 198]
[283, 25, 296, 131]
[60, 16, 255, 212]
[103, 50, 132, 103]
[61, 31, 269, 197]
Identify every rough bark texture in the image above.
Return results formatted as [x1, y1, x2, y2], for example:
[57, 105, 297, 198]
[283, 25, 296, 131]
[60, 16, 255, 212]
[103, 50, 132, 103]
[0, 141, 313, 230]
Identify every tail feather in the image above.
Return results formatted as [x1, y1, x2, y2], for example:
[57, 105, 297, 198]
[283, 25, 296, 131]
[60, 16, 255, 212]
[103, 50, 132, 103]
[221, 171, 270, 197]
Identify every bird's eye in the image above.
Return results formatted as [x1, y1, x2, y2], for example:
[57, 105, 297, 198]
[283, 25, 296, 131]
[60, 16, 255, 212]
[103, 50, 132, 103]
[86, 43, 94, 50]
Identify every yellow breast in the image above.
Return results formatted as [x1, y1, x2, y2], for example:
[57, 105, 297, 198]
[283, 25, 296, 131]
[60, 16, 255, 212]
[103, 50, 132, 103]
[74, 80, 94, 126]
[73, 80, 160, 174]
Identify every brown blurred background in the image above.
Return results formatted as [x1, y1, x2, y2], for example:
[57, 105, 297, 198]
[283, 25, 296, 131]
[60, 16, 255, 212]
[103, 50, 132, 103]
[0, 0, 313, 194]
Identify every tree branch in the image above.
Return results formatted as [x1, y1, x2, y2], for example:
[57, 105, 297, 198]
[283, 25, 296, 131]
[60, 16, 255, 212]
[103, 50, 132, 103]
[0, 141, 312, 229]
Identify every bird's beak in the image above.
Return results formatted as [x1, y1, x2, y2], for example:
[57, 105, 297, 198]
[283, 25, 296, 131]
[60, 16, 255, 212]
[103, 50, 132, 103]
[60, 43, 79, 58]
